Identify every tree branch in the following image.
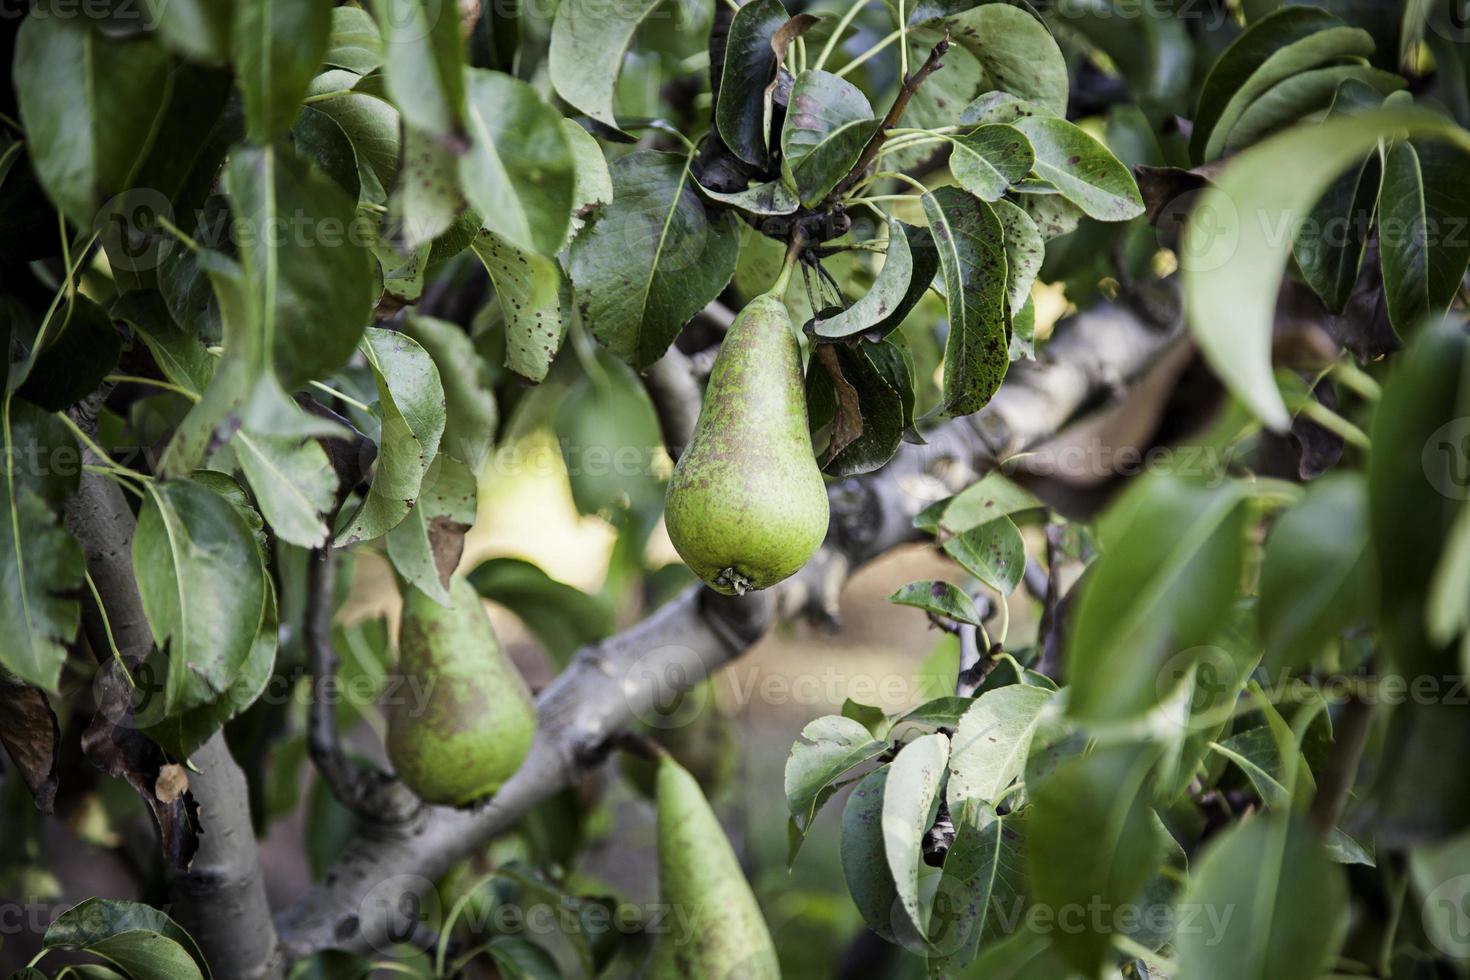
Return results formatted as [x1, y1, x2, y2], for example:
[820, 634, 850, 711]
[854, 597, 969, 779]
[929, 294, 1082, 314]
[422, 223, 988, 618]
[828, 33, 951, 203]
[304, 547, 418, 824]
[275, 289, 1183, 960]
[642, 346, 702, 463]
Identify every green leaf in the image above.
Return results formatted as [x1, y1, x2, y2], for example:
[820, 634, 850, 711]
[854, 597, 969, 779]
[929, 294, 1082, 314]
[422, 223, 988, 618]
[223, 146, 376, 390]
[1190, 6, 1343, 163]
[992, 198, 1044, 316]
[324, 6, 384, 73]
[1221, 65, 1406, 155]
[781, 69, 875, 206]
[569, 151, 741, 369]
[461, 69, 575, 257]
[785, 715, 889, 838]
[563, 119, 613, 244]
[467, 557, 615, 665]
[921, 187, 1010, 416]
[1293, 146, 1379, 314]
[12, 16, 171, 228]
[377, 0, 466, 141]
[0, 401, 83, 692]
[1011, 116, 1144, 222]
[335, 328, 447, 545]
[1066, 475, 1249, 722]
[553, 355, 664, 514]
[934, 3, 1068, 115]
[1180, 108, 1467, 431]
[487, 936, 562, 980]
[925, 802, 1025, 976]
[1174, 815, 1347, 979]
[1369, 317, 1469, 674]
[549, 0, 661, 127]
[698, 177, 801, 217]
[16, 294, 120, 413]
[1202, 25, 1376, 162]
[1259, 474, 1374, 674]
[387, 124, 466, 250]
[401, 314, 498, 470]
[133, 479, 268, 716]
[470, 231, 571, 384]
[716, 0, 790, 166]
[807, 340, 907, 477]
[889, 580, 984, 625]
[935, 471, 1040, 536]
[46, 899, 210, 980]
[141, 582, 279, 761]
[234, 428, 337, 548]
[842, 766, 900, 941]
[145, 0, 233, 61]
[385, 454, 477, 605]
[884, 733, 950, 940]
[1027, 745, 1163, 975]
[232, 0, 331, 143]
[943, 515, 1025, 596]
[1379, 140, 1470, 335]
[948, 685, 1054, 806]
[949, 124, 1034, 203]
[811, 221, 936, 340]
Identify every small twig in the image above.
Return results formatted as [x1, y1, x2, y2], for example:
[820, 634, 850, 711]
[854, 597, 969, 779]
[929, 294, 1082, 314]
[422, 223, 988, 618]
[1033, 524, 1067, 682]
[304, 547, 414, 823]
[828, 34, 950, 203]
[607, 729, 668, 762]
[1309, 692, 1374, 833]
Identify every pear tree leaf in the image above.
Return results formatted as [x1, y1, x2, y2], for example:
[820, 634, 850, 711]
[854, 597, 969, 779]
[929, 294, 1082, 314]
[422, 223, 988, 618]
[781, 69, 876, 207]
[388, 124, 467, 250]
[335, 328, 447, 545]
[386, 455, 478, 606]
[1066, 474, 1249, 722]
[144, 0, 233, 61]
[698, 177, 801, 217]
[1027, 745, 1163, 975]
[948, 685, 1054, 806]
[943, 515, 1025, 597]
[1180, 108, 1466, 431]
[16, 294, 120, 413]
[461, 69, 576, 257]
[12, 16, 171, 228]
[1293, 144, 1380, 314]
[716, 0, 790, 166]
[815, 220, 937, 340]
[992, 198, 1044, 316]
[568, 151, 741, 369]
[470, 230, 572, 384]
[937, 471, 1040, 537]
[921, 187, 1010, 416]
[133, 479, 268, 717]
[549, 0, 661, 127]
[889, 581, 984, 626]
[1220, 66, 1407, 155]
[223, 145, 376, 390]
[949, 124, 1034, 202]
[1190, 6, 1344, 163]
[0, 401, 83, 692]
[924, 802, 1025, 976]
[1174, 815, 1347, 979]
[376, 0, 466, 141]
[563, 119, 613, 243]
[1011, 116, 1144, 222]
[401, 314, 498, 470]
[1379, 140, 1470, 335]
[959, 91, 1058, 126]
[841, 766, 900, 942]
[234, 428, 339, 549]
[884, 733, 950, 940]
[785, 715, 889, 840]
[1259, 474, 1374, 674]
[232, 0, 332, 143]
[806, 341, 905, 477]
[324, 6, 384, 73]
[45, 898, 210, 980]
[932, 3, 1068, 115]
[141, 583, 279, 761]
[1201, 25, 1376, 162]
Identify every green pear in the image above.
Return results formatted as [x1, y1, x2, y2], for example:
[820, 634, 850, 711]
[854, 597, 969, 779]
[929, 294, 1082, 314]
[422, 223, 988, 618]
[619, 682, 735, 800]
[663, 292, 828, 595]
[386, 576, 536, 806]
[649, 755, 781, 979]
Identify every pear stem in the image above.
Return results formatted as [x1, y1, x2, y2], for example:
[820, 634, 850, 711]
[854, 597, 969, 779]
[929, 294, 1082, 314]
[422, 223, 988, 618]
[771, 232, 806, 297]
[610, 730, 669, 762]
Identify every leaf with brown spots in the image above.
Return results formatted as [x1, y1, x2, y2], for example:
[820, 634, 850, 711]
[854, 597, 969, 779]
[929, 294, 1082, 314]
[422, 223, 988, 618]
[0, 675, 61, 812]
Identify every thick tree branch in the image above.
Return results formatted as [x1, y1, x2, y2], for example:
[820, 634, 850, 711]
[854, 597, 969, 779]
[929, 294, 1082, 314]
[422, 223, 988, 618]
[276, 290, 1183, 960]
[642, 346, 702, 462]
